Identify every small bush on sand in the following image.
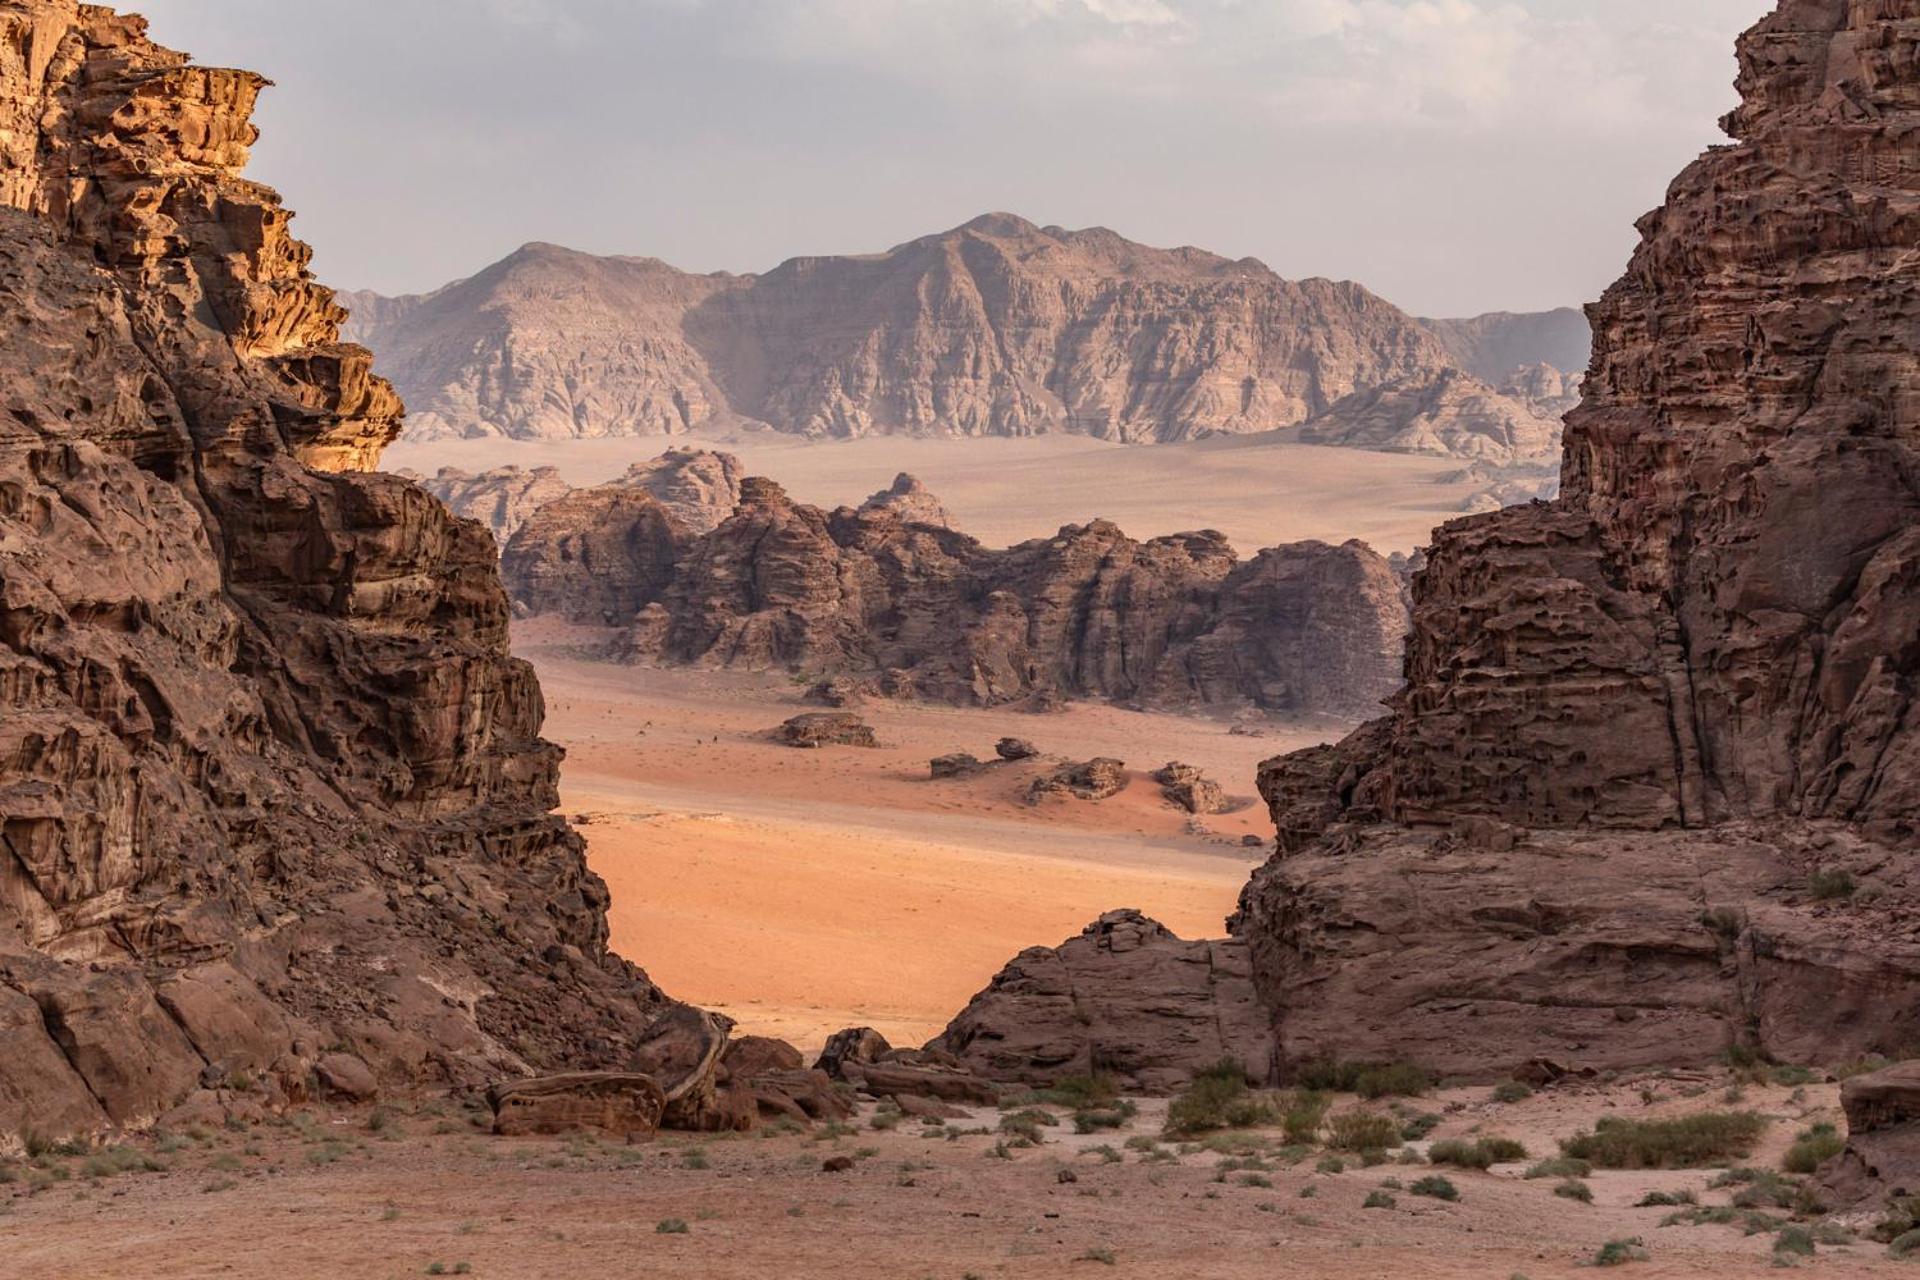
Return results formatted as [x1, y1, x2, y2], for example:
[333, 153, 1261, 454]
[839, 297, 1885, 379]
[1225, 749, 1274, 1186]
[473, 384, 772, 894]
[1593, 1238, 1648, 1267]
[1282, 1091, 1331, 1145]
[1555, 1179, 1594, 1204]
[1165, 1061, 1279, 1136]
[1491, 1081, 1534, 1104]
[1410, 1175, 1459, 1202]
[1525, 1158, 1592, 1180]
[1324, 1112, 1402, 1153]
[1809, 869, 1857, 901]
[1634, 1189, 1696, 1207]
[1363, 1190, 1396, 1209]
[1430, 1137, 1528, 1169]
[1782, 1123, 1846, 1175]
[655, 1218, 690, 1235]
[1560, 1113, 1766, 1169]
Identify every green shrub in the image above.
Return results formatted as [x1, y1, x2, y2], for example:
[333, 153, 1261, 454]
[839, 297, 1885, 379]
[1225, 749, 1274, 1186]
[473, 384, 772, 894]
[1593, 1238, 1648, 1267]
[1410, 1174, 1458, 1201]
[655, 1218, 690, 1235]
[1363, 1190, 1395, 1209]
[1164, 1061, 1279, 1136]
[1399, 1112, 1441, 1142]
[1782, 1123, 1846, 1174]
[1324, 1111, 1402, 1153]
[1281, 1091, 1330, 1145]
[1890, 1229, 1920, 1259]
[1774, 1226, 1816, 1259]
[1034, 1075, 1120, 1110]
[1073, 1105, 1135, 1134]
[1296, 1060, 1430, 1099]
[1490, 1081, 1533, 1104]
[1771, 1065, 1819, 1087]
[1555, 1179, 1594, 1203]
[1525, 1157, 1592, 1180]
[1560, 1112, 1767, 1169]
[1429, 1137, 1526, 1169]
[1428, 1139, 1492, 1170]
[1634, 1188, 1696, 1207]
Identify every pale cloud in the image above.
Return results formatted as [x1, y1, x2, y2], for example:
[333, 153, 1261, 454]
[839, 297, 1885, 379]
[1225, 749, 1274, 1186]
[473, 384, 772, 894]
[132, 0, 1774, 315]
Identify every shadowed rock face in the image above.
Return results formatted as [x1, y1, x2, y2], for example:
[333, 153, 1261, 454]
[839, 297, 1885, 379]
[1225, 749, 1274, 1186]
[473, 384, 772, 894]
[344, 214, 1570, 456]
[939, 0, 1920, 1095]
[503, 475, 1410, 722]
[1237, 0, 1920, 1075]
[410, 466, 573, 543]
[0, 1, 702, 1139]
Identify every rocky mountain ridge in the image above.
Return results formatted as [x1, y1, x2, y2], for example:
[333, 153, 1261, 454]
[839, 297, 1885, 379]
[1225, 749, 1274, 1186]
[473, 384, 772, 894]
[498, 469, 1410, 722]
[342, 218, 1584, 462]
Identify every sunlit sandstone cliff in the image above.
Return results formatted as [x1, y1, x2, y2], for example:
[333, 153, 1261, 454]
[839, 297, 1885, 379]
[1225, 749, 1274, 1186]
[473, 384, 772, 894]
[0, 1, 699, 1138]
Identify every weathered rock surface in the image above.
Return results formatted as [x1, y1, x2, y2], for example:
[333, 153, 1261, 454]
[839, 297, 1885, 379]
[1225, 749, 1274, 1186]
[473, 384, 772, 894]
[938, 0, 1920, 1101]
[1825, 1062, 1920, 1206]
[930, 911, 1275, 1092]
[500, 487, 687, 624]
[774, 713, 878, 749]
[1029, 759, 1129, 803]
[1296, 366, 1565, 463]
[1237, 0, 1920, 1079]
[345, 213, 1564, 453]
[617, 448, 747, 533]
[0, 1, 718, 1143]
[861, 473, 952, 529]
[488, 1072, 667, 1138]
[1153, 764, 1228, 815]
[814, 1027, 999, 1106]
[508, 477, 1409, 722]
[411, 465, 572, 544]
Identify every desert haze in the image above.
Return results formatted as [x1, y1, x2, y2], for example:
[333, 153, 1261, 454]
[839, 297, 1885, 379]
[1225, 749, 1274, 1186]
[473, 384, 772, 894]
[3, 1, 1918, 1278]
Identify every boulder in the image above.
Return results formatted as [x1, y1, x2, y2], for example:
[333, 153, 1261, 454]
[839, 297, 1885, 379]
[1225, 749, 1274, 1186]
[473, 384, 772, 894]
[1029, 759, 1128, 803]
[488, 1072, 668, 1138]
[996, 738, 1040, 761]
[1825, 1063, 1920, 1207]
[930, 753, 987, 779]
[775, 714, 879, 749]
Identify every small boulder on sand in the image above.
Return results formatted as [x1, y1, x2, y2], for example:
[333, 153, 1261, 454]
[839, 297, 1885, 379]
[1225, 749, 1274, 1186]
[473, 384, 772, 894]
[996, 738, 1040, 761]
[1153, 762, 1228, 815]
[1029, 758, 1127, 803]
[930, 753, 986, 779]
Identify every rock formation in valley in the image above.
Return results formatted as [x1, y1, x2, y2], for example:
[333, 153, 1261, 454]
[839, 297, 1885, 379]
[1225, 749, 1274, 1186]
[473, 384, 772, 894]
[502, 474, 1410, 721]
[410, 465, 573, 542]
[343, 214, 1570, 456]
[1295, 365, 1566, 463]
[0, 0, 734, 1141]
[938, 0, 1920, 1102]
[415, 448, 744, 546]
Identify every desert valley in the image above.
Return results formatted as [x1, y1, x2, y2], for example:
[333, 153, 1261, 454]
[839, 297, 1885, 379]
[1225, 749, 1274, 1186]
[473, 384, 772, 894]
[2, 0, 1919, 1276]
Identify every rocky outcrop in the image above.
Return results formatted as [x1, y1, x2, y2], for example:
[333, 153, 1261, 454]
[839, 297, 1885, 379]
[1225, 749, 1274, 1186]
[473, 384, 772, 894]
[1824, 1062, 1920, 1206]
[412, 465, 572, 543]
[548, 478, 1411, 722]
[1029, 759, 1129, 803]
[937, 0, 1920, 1094]
[1236, 0, 1920, 1076]
[1296, 366, 1565, 463]
[929, 911, 1275, 1093]
[618, 447, 746, 533]
[346, 213, 1560, 451]
[0, 1, 717, 1143]
[774, 713, 877, 749]
[861, 473, 951, 529]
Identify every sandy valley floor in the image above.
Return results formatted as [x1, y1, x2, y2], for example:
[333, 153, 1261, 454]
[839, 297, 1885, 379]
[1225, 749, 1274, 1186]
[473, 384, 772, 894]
[525, 622, 1327, 1049]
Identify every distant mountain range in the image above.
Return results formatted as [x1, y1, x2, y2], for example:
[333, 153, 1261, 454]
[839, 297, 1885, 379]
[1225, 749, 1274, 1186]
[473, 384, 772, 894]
[342, 213, 1588, 462]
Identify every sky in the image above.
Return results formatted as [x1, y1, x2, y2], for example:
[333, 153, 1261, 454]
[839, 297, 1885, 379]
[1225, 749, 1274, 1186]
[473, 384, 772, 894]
[132, 0, 1775, 317]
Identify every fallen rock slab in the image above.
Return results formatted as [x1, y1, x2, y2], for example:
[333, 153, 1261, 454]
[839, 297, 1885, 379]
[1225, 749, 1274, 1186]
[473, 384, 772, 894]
[489, 1072, 668, 1138]
[776, 713, 879, 749]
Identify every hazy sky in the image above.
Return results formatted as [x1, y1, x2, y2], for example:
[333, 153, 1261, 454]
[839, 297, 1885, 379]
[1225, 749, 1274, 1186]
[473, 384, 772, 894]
[133, 0, 1773, 317]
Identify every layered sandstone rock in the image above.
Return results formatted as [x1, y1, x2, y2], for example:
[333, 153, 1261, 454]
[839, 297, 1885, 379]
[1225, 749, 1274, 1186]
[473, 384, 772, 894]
[929, 911, 1275, 1093]
[413, 465, 572, 543]
[345, 213, 1565, 452]
[0, 1, 711, 1142]
[520, 478, 1410, 721]
[861, 473, 952, 529]
[1237, 0, 1920, 1076]
[939, 0, 1920, 1097]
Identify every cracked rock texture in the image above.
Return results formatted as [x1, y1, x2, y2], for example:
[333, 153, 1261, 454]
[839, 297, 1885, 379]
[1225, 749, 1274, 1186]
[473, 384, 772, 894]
[0, 1, 709, 1141]
[940, 0, 1920, 1092]
[505, 475, 1410, 721]
[343, 214, 1574, 456]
